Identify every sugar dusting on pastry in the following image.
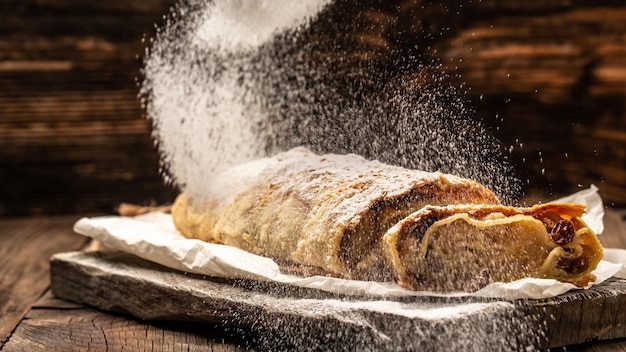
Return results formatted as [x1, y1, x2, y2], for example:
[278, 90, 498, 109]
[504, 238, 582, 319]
[140, 0, 537, 350]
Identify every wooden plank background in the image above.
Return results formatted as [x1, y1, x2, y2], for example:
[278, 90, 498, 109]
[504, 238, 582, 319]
[437, 1, 626, 203]
[0, 0, 178, 216]
[2, 0, 625, 216]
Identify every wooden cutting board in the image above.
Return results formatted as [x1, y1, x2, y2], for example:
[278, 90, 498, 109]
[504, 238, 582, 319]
[50, 250, 626, 351]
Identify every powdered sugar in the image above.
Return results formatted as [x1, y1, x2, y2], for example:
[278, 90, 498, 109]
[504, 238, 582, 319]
[194, 0, 330, 50]
[137, 1, 544, 349]
[141, 0, 330, 198]
[141, 0, 521, 204]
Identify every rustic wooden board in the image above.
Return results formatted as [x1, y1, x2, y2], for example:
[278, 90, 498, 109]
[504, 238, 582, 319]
[0, 216, 89, 348]
[50, 250, 626, 351]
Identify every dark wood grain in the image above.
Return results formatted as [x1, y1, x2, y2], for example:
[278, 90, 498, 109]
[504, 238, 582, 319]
[0, 0, 178, 216]
[529, 279, 626, 347]
[2, 0, 626, 216]
[429, 3, 626, 204]
[0, 216, 88, 347]
[4, 299, 253, 352]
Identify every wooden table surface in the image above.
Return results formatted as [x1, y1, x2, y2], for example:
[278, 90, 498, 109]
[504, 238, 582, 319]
[1, 210, 626, 351]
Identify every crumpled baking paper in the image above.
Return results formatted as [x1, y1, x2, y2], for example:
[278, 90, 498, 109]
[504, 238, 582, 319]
[73, 185, 626, 300]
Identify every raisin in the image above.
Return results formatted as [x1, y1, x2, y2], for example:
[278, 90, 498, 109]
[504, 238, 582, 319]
[551, 219, 575, 245]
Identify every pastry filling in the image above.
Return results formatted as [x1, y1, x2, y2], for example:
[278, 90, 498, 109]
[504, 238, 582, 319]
[391, 207, 602, 291]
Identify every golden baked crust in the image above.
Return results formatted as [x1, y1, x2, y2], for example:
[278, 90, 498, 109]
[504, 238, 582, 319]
[172, 147, 500, 281]
[383, 203, 603, 291]
[172, 147, 602, 291]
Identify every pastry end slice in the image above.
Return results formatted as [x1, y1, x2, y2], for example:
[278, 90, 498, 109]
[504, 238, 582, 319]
[383, 203, 603, 292]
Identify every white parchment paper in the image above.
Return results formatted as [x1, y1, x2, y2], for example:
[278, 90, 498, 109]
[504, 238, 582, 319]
[73, 186, 626, 300]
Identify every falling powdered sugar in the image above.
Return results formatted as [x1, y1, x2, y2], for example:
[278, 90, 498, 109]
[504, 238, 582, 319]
[141, 0, 331, 199]
[139, 0, 534, 350]
[141, 0, 521, 204]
